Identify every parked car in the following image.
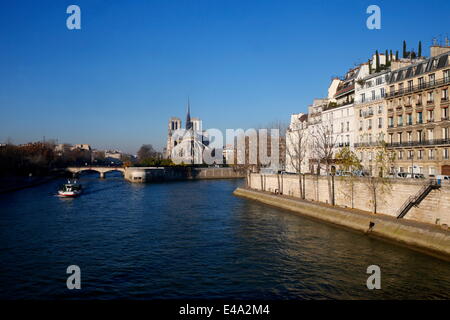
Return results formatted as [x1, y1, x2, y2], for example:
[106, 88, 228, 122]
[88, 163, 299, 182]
[335, 170, 352, 176]
[437, 175, 450, 181]
[353, 170, 368, 177]
[391, 172, 408, 178]
[405, 173, 425, 179]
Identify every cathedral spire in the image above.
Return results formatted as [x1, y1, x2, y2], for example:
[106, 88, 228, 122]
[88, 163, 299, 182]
[186, 97, 193, 130]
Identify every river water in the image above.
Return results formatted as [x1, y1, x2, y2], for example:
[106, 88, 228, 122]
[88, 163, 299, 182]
[0, 172, 449, 300]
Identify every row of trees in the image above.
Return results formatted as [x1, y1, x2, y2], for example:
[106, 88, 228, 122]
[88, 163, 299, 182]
[286, 123, 396, 213]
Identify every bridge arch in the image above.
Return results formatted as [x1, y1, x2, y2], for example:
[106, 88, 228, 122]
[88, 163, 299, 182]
[66, 167, 125, 179]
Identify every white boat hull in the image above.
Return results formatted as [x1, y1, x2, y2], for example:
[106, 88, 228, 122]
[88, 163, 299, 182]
[58, 190, 82, 197]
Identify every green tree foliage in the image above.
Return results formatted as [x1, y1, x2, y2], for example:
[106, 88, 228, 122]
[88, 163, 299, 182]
[403, 40, 407, 58]
[375, 50, 380, 72]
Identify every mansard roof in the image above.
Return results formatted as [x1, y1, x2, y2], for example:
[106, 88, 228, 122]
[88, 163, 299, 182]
[388, 52, 449, 84]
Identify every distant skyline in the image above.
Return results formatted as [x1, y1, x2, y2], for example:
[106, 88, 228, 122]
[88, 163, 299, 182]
[1, 0, 449, 153]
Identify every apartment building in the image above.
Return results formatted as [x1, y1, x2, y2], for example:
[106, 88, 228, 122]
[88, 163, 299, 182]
[386, 46, 450, 176]
[354, 69, 390, 169]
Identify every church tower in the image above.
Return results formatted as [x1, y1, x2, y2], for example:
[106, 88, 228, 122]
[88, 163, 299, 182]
[186, 97, 193, 130]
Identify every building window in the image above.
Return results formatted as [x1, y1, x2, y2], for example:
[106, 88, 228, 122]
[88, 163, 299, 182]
[407, 132, 412, 142]
[407, 114, 412, 125]
[429, 73, 435, 85]
[429, 167, 436, 176]
[398, 132, 403, 144]
[346, 121, 349, 131]
[380, 88, 385, 98]
[417, 130, 423, 143]
[361, 93, 365, 103]
[378, 117, 383, 128]
[417, 111, 423, 124]
[443, 127, 449, 140]
[408, 80, 413, 91]
[398, 115, 403, 126]
[428, 110, 434, 122]
[408, 150, 414, 160]
[444, 70, 450, 82]
[427, 91, 434, 103]
[418, 77, 424, 89]
[398, 151, 403, 159]
[429, 149, 435, 160]
[416, 94, 422, 105]
[443, 88, 449, 101]
[428, 128, 434, 141]
[444, 149, 449, 160]
[418, 150, 423, 160]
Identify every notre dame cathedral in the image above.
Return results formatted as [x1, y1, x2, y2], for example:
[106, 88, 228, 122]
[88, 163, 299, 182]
[165, 99, 210, 164]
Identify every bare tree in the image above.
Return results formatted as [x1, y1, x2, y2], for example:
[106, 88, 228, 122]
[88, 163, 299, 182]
[286, 125, 309, 199]
[362, 142, 396, 213]
[335, 146, 362, 208]
[311, 122, 337, 205]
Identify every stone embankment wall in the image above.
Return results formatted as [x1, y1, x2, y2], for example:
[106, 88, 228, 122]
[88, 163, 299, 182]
[248, 173, 450, 226]
[233, 188, 450, 260]
[125, 167, 245, 183]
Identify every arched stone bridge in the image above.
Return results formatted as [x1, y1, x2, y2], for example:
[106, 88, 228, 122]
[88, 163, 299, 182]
[66, 166, 125, 179]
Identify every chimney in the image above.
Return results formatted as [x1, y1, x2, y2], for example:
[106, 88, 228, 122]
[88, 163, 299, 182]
[430, 41, 450, 57]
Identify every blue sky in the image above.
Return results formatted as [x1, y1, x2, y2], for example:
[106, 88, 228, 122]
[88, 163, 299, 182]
[1, 0, 449, 153]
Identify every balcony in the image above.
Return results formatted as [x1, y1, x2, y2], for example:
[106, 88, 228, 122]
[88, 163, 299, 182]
[427, 100, 434, 105]
[354, 142, 381, 148]
[386, 77, 450, 99]
[387, 138, 450, 148]
[427, 119, 434, 123]
[335, 84, 355, 98]
[442, 116, 449, 121]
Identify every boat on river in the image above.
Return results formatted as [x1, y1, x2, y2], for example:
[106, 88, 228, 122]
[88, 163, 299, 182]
[58, 180, 82, 197]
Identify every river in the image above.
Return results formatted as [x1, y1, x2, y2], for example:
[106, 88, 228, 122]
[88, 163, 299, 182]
[1, 172, 449, 299]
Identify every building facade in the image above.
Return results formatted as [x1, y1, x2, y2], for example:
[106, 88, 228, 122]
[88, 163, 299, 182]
[354, 69, 390, 169]
[386, 47, 450, 176]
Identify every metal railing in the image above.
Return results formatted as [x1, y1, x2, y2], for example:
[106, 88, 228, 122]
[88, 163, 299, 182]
[387, 138, 450, 148]
[387, 77, 450, 99]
